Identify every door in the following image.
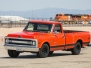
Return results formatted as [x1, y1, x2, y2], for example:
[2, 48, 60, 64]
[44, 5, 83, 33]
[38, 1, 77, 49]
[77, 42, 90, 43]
[51, 24, 65, 50]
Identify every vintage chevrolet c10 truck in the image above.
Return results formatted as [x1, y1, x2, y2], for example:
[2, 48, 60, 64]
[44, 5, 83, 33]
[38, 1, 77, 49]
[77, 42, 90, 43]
[4, 20, 91, 58]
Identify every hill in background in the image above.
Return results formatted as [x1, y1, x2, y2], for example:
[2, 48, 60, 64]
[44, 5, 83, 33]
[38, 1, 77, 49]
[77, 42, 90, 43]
[0, 8, 91, 18]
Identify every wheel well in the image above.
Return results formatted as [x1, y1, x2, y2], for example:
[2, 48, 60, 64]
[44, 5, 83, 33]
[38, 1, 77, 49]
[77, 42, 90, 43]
[76, 39, 83, 47]
[43, 42, 50, 50]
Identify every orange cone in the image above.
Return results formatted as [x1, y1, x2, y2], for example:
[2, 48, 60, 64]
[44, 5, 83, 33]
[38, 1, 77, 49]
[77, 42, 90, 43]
[1, 38, 3, 42]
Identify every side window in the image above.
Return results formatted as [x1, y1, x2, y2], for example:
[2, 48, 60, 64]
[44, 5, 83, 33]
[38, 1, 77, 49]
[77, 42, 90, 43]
[54, 24, 62, 33]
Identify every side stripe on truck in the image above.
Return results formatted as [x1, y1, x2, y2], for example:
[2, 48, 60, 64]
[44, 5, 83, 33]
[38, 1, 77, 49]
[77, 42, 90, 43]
[50, 42, 89, 48]
[50, 44, 75, 48]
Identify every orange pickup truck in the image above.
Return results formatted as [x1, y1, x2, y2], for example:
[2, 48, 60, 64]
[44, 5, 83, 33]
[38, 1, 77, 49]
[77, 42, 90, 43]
[4, 20, 91, 58]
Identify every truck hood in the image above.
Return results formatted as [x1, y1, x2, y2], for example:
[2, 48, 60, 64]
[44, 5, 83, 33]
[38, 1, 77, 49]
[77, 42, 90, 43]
[6, 31, 48, 39]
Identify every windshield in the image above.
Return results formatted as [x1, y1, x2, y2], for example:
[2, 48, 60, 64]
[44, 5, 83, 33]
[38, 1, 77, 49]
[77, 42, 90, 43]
[24, 22, 52, 33]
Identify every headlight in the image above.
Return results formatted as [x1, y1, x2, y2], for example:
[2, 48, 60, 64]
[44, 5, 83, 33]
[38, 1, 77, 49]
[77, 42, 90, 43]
[5, 38, 9, 43]
[27, 41, 36, 45]
[32, 41, 36, 45]
[5, 38, 12, 43]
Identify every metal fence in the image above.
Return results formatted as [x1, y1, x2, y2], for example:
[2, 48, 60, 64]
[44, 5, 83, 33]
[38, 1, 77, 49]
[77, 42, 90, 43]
[0, 17, 91, 28]
[26, 17, 51, 21]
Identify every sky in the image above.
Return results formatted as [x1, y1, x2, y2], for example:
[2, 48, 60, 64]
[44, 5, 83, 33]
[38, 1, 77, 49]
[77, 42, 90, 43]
[0, 0, 91, 11]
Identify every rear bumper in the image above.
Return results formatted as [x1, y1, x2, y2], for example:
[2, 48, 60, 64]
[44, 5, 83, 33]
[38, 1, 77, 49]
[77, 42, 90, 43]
[4, 46, 39, 52]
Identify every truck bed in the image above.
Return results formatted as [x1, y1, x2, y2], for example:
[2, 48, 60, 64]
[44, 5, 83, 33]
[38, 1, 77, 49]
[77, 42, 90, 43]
[63, 30, 90, 49]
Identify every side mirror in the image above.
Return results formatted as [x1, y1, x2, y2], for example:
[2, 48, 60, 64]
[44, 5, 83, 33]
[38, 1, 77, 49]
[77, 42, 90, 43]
[53, 30, 58, 34]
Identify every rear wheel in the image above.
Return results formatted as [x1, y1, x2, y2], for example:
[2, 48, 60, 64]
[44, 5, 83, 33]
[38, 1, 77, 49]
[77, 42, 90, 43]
[8, 50, 20, 58]
[37, 44, 49, 58]
[71, 42, 81, 55]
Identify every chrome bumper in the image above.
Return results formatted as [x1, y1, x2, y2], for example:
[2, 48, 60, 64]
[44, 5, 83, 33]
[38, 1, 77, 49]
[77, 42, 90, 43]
[4, 45, 39, 52]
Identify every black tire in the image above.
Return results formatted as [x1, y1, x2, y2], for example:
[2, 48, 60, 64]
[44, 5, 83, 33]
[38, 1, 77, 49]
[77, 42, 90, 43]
[49, 51, 54, 55]
[8, 50, 20, 58]
[71, 42, 81, 55]
[37, 44, 49, 58]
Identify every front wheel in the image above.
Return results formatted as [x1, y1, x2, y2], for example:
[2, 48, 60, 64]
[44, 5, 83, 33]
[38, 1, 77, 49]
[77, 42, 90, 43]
[8, 50, 20, 58]
[71, 42, 81, 55]
[37, 44, 49, 58]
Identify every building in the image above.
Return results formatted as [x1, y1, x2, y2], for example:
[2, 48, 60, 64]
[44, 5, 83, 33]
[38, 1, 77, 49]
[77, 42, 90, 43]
[0, 16, 29, 23]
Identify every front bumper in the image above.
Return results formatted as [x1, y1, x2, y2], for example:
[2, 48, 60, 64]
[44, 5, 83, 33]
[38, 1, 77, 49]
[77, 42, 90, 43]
[4, 45, 39, 52]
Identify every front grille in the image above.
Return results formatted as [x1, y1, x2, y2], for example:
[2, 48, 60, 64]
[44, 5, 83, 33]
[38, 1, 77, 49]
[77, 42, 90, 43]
[9, 42, 32, 45]
[9, 38, 31, 42]
[5, 38, 36, 47]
